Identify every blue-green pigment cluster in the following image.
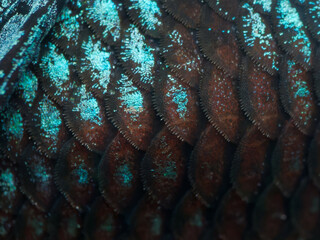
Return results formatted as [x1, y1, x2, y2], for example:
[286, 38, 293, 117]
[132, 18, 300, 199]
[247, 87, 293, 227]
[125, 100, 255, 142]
[120, 25, 155, 86]
[166, 74, 188, 120]
[0, 169, 16, 197]
[115, 164, 133, 187]
[73, 85, 103, 125]
[1, 107, 24, 143]
[252, 0, 272, 13]
[128, 0, 162, 31]
[18, 69, 38, 107]
[72, 162, 89, 185]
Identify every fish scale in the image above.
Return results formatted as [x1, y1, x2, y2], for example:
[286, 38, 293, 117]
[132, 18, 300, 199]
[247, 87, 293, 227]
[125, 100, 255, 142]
[1, 0, 320, 239]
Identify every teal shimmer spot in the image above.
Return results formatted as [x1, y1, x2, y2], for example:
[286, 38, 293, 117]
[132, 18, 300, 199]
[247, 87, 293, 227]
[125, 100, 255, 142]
[115, 164, 133, 187]
[167, 74, 188, 119]
[151, 215, 162, 236]
[277, 0, 312, 63]
[30, 216, 44, 236]
[73, 163, 89, 184]
[39, 42, 70, 84]
[242, 3, 279, 70]
[56, 6, 80, 41]
[0, 169, 16, 197]
[163, 161, 177, 180]
[252, 0, 272, 12]
[67, 215, 79, 237]
[190, 212, 203, 227]
[32, 164, 50, 183]
[87, 0, 121, 41]
[120, 25, 155, 85]
[73, 85, 102, 125]
[128, 0, 162, 31]
[118, 74, 144, 120]
[81, 36, 111, 93]
[38, 97, 62, 151]
[18, 69, 38, 107]
[101, 215, 114, 232]
[311, 197, 319, 213]
[6, 110, 24, 141]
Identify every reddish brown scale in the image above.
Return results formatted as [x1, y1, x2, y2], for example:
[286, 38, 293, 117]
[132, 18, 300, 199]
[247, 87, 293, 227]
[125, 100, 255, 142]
[200, 61, 246, 143]
[19, 145, 58, 212]
[231, 125, 271, 202]
[252, 184, 287, 240]
[105, 68, 160, 150]
[48, 197, 83, 240]
[50, 2, 86, 56]
[309, 124, 320, 188]
[0, 211, 15, 240]
[280, 56, 319, 135]
[162, 0, 202, 29]
[129, 196, 167, 240]
[171, 190, 208, 240]
[161, 18, 203, 88]
[272, 119, 308, 197]
[0, 101, 30, 162]
[240, 57, 285, 139]
[198, 6, 240, 79]
[76, 34, 117, 99]
[213, 189, 248, 240]
[15, 201, 49, 240]
[35, 41, 80, 105]
[273, 0, 315, 70]
[188, 125, 232, 206]
[154, 69, 203, 145]
[27, 91, 70, 159]
[84, 197, 121, 240]
[141, 127, 189, 208]
[63, 84, 116, 154]
[205, 0, 239, 21]
[98, 133, 143, 213]
[291, 178, 320, 239]
[0, 156, 23, 214]
[237, 3, 280, 75]
[55, 138, 98, 211]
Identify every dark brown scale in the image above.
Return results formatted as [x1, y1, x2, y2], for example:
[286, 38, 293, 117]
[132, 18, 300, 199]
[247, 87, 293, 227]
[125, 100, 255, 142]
[240, 57, 285, 139]
[162, 0, 202, 29]
[272, 119, 308, 197]
[55, 138, 98, 210]
[141, 127, 189, 208]
[98, 133, 143, 213]
[161, 18, 203, 88]
[50, 2, 86, 56]
[48, 197, 83, 240]
[291, 178, 320, 239]
[15, 201, 49, 240]
[309, 123, 320, 189]
[19, 145, 58, 212]
[198, 6, 240, 79]
[123, 0, 165, 38]
[273, 0, 315, 70]
[63, 84, 116, 154]
[154, 68, 204, 145]
[171, 190, 208, 240]
[34, 41, 80, 106]
[84, 196, 121, 240]
[280, 56, 319, 135]
[205, 0, 239, 21]
[129, 195, 167, 240]
[26, 91, 70, 159]
[237, 3, 280, 75]
[188, 125, 232, 206]
[0, 156, 23, 214]
[200, 61, 246, 143]
[0, 101, 30, 162]
[212, 189, 248, 240]
[231, 125, 271, 202]
[252, 184, 287, 240]
[105, 67, 160, 150]
[81, 0, 126, 46]
[76, 34, 117, 99]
